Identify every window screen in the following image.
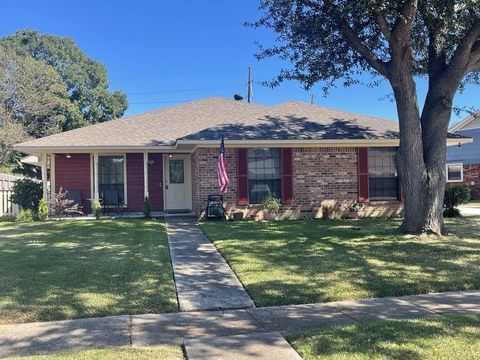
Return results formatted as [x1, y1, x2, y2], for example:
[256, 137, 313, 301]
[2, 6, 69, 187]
[248, 148, 281, 204]
[99, 156, 125, 202]
[368, 148, 399, 200]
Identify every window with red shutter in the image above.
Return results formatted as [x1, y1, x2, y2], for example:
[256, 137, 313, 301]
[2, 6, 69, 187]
[236, 148, 249, 205]
[281, 148, 293, 204]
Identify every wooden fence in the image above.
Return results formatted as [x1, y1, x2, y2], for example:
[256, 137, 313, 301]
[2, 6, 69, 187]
[0, 173, 21, 217]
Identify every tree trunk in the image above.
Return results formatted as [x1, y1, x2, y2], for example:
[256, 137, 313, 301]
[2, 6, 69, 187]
[390, 72, 453, 235]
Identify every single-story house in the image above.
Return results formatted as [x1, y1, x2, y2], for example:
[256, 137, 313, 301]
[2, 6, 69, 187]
[447, 111, 480, 200]
[14, 97, 470, 218]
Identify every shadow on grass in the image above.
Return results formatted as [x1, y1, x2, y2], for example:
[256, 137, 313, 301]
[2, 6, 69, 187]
[0, 219, 178, 324]
[201, 217, 480, 306]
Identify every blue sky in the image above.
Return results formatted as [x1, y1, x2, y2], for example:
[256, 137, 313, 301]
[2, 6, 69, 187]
[1, 0, 478, 124]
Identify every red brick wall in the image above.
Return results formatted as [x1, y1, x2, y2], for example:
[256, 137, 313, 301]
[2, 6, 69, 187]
[462, 164, 480, 200]
[126, 153, 144, 212]
[54, 153, 91, 211]
[191, 146, 403, 219]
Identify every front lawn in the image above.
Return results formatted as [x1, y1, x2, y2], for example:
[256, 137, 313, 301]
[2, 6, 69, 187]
[201, 217, 480, 307]
[9, 345, 183, 360]
[0, 219, 177, 324]
[290, 314, 480, 360]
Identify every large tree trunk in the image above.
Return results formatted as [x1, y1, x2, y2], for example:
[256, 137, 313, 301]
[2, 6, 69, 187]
[390, 71, 454, 235]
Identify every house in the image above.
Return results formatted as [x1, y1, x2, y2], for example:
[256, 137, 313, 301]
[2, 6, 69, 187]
[14, 97, 470, 218]
[447, 111, 480, 200]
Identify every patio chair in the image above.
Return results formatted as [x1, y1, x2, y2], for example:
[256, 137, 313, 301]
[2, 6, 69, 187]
[66, 189, 84, 215]
[204, 194, 226, 220]
[101, 189, 124, 215]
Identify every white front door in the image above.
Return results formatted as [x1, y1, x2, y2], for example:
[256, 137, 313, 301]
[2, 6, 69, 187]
[164, 154, 192, 211]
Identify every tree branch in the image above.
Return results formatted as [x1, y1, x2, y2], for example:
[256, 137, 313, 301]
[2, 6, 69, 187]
[391, 0, 418, 42]
[374, 12, 392, 42]
[446, 18, 480, 80]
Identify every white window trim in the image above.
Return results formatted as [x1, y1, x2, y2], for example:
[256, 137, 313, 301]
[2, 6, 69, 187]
[446, 163, 464, 183]
[96, 153, 128, 206]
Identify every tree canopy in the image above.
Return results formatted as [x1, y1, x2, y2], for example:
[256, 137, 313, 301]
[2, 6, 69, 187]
[1, 30, 128, 131]
[251, 1, 480, 234]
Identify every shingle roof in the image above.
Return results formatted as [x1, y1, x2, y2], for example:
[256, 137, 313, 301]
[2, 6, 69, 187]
[16, 96, 440, 150]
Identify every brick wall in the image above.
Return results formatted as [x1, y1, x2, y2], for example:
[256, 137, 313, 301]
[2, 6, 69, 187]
[192, 148, 237, 215]
[192, 146, 402, 219]
[463, 164, 480, 200]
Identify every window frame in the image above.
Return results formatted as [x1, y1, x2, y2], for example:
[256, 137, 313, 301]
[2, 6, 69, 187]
[367, 147, 400, 201]
[446, 163, 464, 183]
[95, 154, 128, 206]
[247, 148, 282, 204]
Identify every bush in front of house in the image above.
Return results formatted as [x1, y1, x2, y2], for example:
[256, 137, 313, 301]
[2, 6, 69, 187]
[262, 194, 281, 214]
[92, 200, 102, 219]
[15, 209, 35, 222]
[143, 196, 151, 218]
[49, 187, 77, 219]
[444, 185, 470, 218]
[37, 198, 49, 221]
[10, 178, 42, 211]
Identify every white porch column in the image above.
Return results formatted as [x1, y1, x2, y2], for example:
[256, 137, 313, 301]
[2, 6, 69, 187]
[41, 153, 48, 200]
[50, 154, 56, 196]
[93, 153, 99, 200]
[144, 152, 149, 198]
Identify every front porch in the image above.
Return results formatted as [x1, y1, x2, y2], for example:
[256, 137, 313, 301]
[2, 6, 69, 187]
[36, 152, 194, 215]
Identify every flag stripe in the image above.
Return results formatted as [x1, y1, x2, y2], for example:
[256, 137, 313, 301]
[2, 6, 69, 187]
[217, 136, 229, 193]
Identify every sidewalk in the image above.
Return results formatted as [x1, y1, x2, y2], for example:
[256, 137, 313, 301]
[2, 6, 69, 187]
[165, 218, 254, 311]
[1, 290, 479, 358]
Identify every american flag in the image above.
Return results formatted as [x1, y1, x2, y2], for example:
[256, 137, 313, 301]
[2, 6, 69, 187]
[217, 136, 230, 193]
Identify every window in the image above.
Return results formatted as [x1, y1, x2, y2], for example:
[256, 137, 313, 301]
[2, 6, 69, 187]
[98, 155, 125, 203]
[248, 148, 281, 204]
[368, 147, 399, 200]
[446, 163, 463, 182]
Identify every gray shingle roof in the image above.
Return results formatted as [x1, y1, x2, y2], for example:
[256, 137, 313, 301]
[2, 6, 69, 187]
[15, 96, 427, 150]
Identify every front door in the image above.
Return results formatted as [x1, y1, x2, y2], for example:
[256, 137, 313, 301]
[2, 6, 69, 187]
[165, 154, 192, 212]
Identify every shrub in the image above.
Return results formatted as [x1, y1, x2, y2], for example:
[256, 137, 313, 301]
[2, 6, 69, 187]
[92, 200, 102, 220]
[322, 204, 335, 219]
[261, 194, 281, 214]
[347, 201, 362, 212]
[37, 198, 49, 221]
[143, 196, 151, 218]
[444, 186, 470, 218]
[49, 187, 77, 219]
[10, 178, 42, 211]
[15, 209, 34, 223]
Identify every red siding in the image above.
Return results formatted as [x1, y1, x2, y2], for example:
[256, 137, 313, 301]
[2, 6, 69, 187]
[357, 147, 369, 202]
[54, 153, 91, 211]
[281, 148, 293, 204]
[126, 153, 144, 212]
[148, 153, 164, 211]
[236, 148, 249, 205]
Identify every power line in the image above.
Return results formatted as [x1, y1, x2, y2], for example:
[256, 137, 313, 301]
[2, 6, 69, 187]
[110, 67, 247, 80]
[126, 84, 243, 96]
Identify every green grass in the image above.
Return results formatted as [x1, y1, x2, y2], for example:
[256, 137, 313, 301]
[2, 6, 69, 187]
[290, 314, 480, 360]
[0, 219, 177, 324]
[9, 345, 183, 360]
[201, 217, 480, 307]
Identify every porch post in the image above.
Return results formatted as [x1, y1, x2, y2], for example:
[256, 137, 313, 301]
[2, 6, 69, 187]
[144, 152, 149, 198]
[41, 153, 48, 201]
[50, 154, 56, 197]
[93, 153, 99, 200]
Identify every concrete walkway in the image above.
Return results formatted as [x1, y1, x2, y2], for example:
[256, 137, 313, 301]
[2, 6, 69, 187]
[165, 217, 254, 311]
[1, 290, 479, 358]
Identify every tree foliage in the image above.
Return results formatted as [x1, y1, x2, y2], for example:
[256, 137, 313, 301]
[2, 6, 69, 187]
[1, 30, 128, 131]
[251, 1, 480, 234]
[10, 178, 43, 211]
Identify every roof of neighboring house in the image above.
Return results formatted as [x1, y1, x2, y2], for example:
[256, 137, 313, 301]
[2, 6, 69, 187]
[14, 96, 468, 151]
[449, 110, 480, 132]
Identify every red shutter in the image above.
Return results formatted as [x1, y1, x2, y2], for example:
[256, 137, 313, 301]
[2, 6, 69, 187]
[236, 148, 249, 205]
[281, 148, 293, 204]
[357, 147, 369, 203]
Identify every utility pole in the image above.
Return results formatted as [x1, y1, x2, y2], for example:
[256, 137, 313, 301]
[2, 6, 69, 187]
[247, 66, 252, 103]
[310, 94, 315, 105]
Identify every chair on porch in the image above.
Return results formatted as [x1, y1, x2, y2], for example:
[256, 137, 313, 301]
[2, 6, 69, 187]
[101, 189, 124, 216]
[66, 189, 85, 216]
[204, 194, 226, 220]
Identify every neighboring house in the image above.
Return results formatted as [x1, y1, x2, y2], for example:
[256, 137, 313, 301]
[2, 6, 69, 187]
[13, 97, 469, 218]
[447, 111, 480, 200]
